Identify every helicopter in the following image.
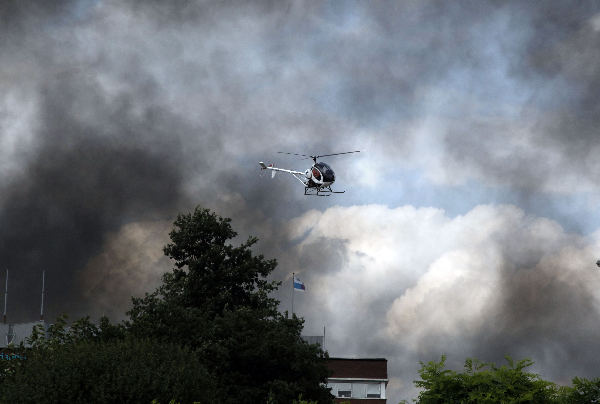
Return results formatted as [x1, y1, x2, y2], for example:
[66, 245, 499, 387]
[259, 151, 360, 196]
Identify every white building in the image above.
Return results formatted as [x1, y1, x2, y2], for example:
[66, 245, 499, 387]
[326, 357, 388, 403]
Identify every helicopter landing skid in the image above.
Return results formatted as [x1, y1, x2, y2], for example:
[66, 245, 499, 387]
[304, 186, 345, 196]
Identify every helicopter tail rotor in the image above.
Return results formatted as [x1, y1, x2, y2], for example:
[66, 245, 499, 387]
[259, 162, 277, 178]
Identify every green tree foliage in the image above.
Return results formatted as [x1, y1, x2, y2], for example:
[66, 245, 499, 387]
[413, 355, 559, 403]
[410, 355, 600, 403]
[127, 208, 281, 346]
[126, 207, 332, 403]
[1, 336, 216, 404]
[555, 377, 600, 403]
[26, 315, 126, 349]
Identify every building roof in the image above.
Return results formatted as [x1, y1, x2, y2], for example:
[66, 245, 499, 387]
[327, 357, 388, 380]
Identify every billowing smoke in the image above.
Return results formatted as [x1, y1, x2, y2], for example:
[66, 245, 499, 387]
[3, 1, 600, 402]
[0, 66, 191, 321]
[284, 205, 600, 400]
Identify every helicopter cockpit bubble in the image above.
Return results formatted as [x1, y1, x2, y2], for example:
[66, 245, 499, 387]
[314, 162, 335, 183]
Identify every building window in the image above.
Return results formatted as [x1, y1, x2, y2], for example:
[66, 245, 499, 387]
[367, 383, 381, 398]
[338, 383, 351, 398]
[328, 382, 352, 398]
[352, 383, 367, 398]
[328, 382, 381, 399]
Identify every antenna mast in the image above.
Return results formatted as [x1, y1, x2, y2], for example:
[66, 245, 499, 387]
[40, 270, 45, 322]
[3, 269, 7, 324]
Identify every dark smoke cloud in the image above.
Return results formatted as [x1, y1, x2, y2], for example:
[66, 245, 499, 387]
[0, 71, 191, 321]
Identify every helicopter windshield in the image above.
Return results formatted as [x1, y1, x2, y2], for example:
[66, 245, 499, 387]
[315, 162, 335, 182]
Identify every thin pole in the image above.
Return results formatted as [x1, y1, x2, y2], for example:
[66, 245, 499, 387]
[323, 325, 326, 351]
[40, 270, 45, 322]
[3, 269, 7, 324]
[291, 272, 294, 316]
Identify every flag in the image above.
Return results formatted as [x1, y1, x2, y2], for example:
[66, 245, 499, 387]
[293, 276, 306, 292]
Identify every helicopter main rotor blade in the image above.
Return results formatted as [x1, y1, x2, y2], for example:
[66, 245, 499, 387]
[277, 152, 310, 158]
[315, 150, 360, 159]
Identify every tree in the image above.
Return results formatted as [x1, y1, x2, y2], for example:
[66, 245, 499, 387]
[1, 337, 217, 404]
[127, 208, 280, 346]
[126, 207, 332, 404]
[555, 377, 600, 403]
[413, 355, 559, 403]
[26, 315, 126, 349]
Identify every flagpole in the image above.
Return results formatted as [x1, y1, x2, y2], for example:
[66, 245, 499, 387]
[291, 272, 294, 316]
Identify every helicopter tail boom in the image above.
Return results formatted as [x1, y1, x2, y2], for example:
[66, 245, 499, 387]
[258, 162, 304, 176]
